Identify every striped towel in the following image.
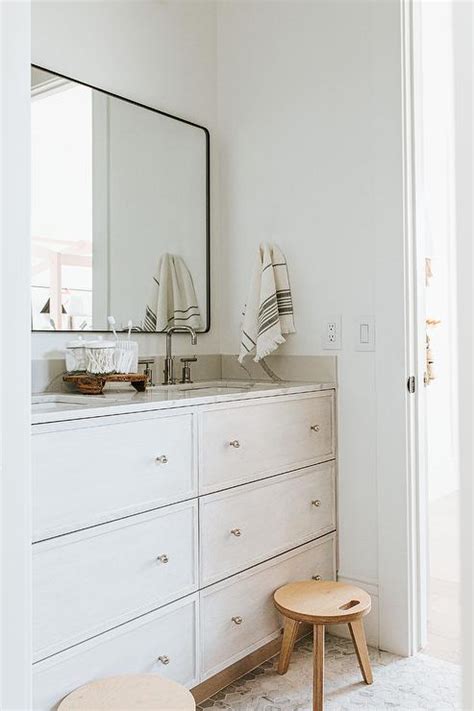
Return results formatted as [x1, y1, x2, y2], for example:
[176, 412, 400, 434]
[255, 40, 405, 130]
[239, 243, 295, 362]
[144, 254, 202, 331]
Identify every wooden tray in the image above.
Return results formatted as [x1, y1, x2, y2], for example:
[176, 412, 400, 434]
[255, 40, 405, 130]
[63, 373, 148, 395]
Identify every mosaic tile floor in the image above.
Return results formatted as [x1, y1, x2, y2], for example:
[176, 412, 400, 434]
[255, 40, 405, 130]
[197, 634, 461, 710]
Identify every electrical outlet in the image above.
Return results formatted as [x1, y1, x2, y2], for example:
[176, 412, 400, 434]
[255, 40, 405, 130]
[322, 316, 342, 350]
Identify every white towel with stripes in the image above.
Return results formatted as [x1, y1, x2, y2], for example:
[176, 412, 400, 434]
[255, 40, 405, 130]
[144, 254, 202, 331]
[239, 243, 295, 362]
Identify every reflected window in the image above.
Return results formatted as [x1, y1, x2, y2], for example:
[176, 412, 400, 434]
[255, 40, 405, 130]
[31, 76, 93, 330]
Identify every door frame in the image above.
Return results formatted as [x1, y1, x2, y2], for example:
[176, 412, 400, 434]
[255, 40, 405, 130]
[0, 2, 32, 709]
[373, 0, 425, 657]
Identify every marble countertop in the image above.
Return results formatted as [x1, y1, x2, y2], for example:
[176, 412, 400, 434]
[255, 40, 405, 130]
[31, 380, 336, 425]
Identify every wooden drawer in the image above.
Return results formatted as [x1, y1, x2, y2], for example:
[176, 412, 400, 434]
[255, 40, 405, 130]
[200, 462, 335, 586]
[33, 501, 198, 662]
[32, 410, 196, 541]
[33, 594, 199, 711]
[199, 391, 335, 493]
[200, 535, 335, 679]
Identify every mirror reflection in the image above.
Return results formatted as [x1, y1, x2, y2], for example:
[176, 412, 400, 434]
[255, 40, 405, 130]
[31, 67, 209, 332]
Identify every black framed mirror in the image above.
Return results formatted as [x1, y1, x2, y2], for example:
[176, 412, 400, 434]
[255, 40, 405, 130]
[31, 65, 210, 333]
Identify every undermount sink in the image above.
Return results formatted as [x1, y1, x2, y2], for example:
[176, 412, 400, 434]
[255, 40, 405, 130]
[179, 385, 252, 396]
[31, 394, 108, 413]
[148, 380, 256, 394]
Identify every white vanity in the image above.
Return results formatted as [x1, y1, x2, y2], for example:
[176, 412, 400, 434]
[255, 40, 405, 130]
[31, 381, 337, 709]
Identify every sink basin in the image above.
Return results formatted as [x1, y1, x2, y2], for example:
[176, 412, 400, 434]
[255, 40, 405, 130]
[148, 380, 257, 396]
[179, 385, 252, 396]
[31, 394, 109, 413]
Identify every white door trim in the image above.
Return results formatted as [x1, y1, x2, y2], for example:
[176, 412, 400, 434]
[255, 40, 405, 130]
[402, 0, 429, 655]
[0, 2, 32, 708]
[373, 0, 423, 657]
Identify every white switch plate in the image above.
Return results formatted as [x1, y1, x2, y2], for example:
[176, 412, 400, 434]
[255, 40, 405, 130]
[355, 315, 375, 351]
[322, 315, 342, 350]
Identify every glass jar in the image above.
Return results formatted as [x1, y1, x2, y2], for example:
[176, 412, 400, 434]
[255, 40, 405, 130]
[85, 340, 116, 375]
[65, 337, 87, 373]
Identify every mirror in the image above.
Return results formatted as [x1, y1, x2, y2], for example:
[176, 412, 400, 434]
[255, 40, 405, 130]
[31, 66, 210, 332]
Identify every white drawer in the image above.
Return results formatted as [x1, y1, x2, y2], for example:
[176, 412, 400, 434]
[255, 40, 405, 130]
[33, 594, 199, 711]
[199, 391, 335, 493]
[33, 500, 198, 661]
[32, 410, 196, 541]
[200, 462, 335, 586]
[200, 535, 335, 679]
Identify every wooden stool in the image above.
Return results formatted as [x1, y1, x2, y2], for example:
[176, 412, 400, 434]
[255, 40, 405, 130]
[57, 674, 196, 710]
[274, 580, 373, 710]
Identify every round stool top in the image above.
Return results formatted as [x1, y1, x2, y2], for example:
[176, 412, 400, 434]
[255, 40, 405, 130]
[274, 580, 371, 624]
[58, 674, 195, 711]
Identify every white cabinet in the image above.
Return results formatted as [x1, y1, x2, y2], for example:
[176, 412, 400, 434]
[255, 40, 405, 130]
[32, 410, 196, 541]
[199, 391, 335, 493]
[33, 594, 199, 711]
[200, 535, 336, 679]
[32, 386, 337, 708]
[200, 462, 336, 586]
[34, 501, 198, 661]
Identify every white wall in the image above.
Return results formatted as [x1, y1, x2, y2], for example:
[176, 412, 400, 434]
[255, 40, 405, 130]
[31, 0, 218, 358]
[217, 0, 381, 589]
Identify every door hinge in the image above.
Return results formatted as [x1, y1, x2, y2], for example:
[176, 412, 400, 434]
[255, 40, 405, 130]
[407, 376, 416, 394]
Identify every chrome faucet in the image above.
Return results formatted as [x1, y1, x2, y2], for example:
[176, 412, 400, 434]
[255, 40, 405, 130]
[163, 326, 197, 385]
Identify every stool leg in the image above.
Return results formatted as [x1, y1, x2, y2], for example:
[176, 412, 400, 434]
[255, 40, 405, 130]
[278, 617, 299, 674]
[313, 624, 324, 711]
[348, 619, 373, 684]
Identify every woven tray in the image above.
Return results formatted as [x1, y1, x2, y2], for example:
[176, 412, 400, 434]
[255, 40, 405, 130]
[63, 373, 148, 395]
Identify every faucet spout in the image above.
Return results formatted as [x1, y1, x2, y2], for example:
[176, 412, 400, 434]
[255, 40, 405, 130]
[163, 326, 198, 385]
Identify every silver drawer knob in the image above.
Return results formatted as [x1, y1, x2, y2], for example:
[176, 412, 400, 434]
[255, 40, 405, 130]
[232, 616, 243, 625]
[155, 455, 168, 464]
[157, 554, 169, 563]
[230, 528, 242, 537]
[312, 575, 322, 581]
[312, 499, 321, 508]
[310, 424, 320, 432]
[229, 440, 240, 448]
[157, 655, 170, 665]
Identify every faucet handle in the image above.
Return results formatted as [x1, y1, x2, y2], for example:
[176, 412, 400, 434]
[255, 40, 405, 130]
[180, 356, 197, 384]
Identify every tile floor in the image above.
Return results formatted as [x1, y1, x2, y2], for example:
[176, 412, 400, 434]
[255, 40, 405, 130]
[196, 634, 461, 710]
[426, 491, 460, 664]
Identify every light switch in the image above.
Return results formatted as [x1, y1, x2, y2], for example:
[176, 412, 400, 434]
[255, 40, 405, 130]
[355, 316, 375, 351]
[360, 323, 370, 344]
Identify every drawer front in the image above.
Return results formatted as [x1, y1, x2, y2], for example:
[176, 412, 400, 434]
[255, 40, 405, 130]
[200, 462, 335, 586]
[199, 391, 335, 493]
[33, 594, 199, 711]
[201, 535, 335, 679]
[33, 411, 196, 540]
[33, 501, 198, 661]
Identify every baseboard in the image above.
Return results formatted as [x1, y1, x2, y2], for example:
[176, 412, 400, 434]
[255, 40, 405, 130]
[329, 575, 380, 648]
